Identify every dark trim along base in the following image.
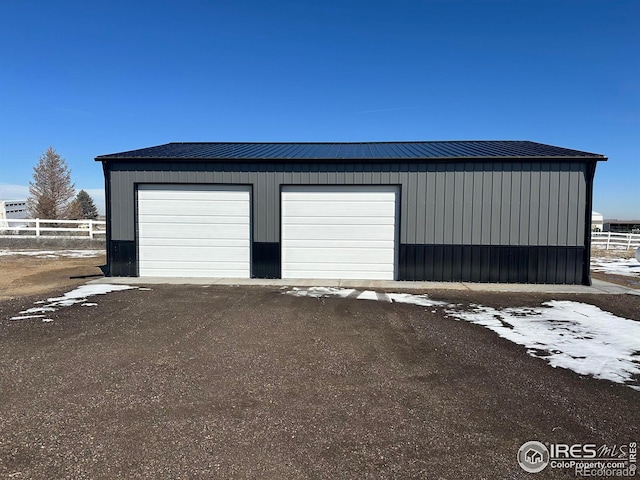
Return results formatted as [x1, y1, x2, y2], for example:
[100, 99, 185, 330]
[398, 244, 585, 285]
[252, 242, 281, 279]
[108, 240, 585, 285]
[108, 240, 137, 277]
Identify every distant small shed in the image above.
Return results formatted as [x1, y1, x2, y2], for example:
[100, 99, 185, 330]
[604, 220, 640, 234]
[96, 141, 606, 285]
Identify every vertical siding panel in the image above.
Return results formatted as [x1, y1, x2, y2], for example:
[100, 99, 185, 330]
[576, 164, 587, 246]
[510, 163, 521, 246]
[293, 169, 302, 185]
[405, 164, 417, 244]
[558, 163, 571, 246]
[222, 165, 232, 183]
[268, 167, 277, 243]
[481, 163, 493, 245]
[547, 163, 560, 246]
[272, 164, 282, 242]
[125, 170, 136, 240]
[453, 163, 465, 244]
[566, 164, 578, 246]
[538, 163, 550, 245]
[499, 163, 511, 245]
[327, 165, 340, 185]
[443, 165, 455, 244]
[111, 171, 122, 239]
[425, 164, 437, 244]
[109, 171, 118, 239]
[309, 163, 319, 184]
[490, 165, 502, 245]
[471, 165, 483, 244]
[278, 164, 288, 240]
[519, 163, 531, 246]
[398, 167, 416, 243]
[334, 162, 344, 184]
[380, 164, 389, 185]
[255, 169, 265, 242]
[462, 163, 474, 245]
[415, 165, 427, 244]
[434, 164, 446, 245]
[529, 163, 541, 246]
[254, 171, 273, 242]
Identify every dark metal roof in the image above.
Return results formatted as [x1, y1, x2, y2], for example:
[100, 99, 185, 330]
[95, 141, 606, 161]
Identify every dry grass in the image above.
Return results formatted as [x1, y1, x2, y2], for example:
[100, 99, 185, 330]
[591, 246, 637, 259]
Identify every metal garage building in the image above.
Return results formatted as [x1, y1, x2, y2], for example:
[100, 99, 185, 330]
[96, 141, 606, 285]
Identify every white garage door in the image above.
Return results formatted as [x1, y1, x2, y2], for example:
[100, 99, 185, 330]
[281, 186, 398, 280]
[137, 185, 251, 277]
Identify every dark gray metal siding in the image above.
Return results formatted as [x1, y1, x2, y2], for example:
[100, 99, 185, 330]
[107, 160, 587, 247]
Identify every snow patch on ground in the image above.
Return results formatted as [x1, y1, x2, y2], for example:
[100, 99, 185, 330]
[0, 249, 104, 258]
[284, 287, 640, 391]
[591, 257, 640, 278]
[446, 301, 640, 391]
[285, 287, 447, 307]
[10, 284, 136, 321]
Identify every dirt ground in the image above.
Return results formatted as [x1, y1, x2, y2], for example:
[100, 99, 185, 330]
[0, 252, 106, 300]
[0, 252, 639, 479]
[591, 247, 640, 289]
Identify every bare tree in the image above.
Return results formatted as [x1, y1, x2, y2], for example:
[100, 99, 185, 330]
[27, 147, 76, 219]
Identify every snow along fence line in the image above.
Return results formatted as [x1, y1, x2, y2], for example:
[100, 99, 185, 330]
[0, 218, 106, 239]
[591, 232, 640, 250]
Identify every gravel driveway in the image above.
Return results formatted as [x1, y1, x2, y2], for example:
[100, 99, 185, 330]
[1, 285, 638, 479]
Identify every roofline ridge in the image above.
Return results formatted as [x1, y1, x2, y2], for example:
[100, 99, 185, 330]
[164, 139, 533, 145]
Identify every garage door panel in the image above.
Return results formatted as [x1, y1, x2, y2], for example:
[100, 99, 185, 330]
[139, 224, 249, 239]
[283, 225, 396, 240]
[137, 185, 250, 277]
[138, 185, 249, 199]
[282, 187, 398, 200]
[139, 238, 250, 248]
[284, 267, 393, 280]
[139, 246, 250, 262]
[138, 201, 249, 216]
[284, 262, 394, 272]
[139, 264, 249, 278]
[138, 215, 248, 224]
[284, 239, 395, 249]
[284, 248, 393, 263]
[281, 216, 394, 226]
[283, 202, 395, 217]
[282, 186, 397, 280]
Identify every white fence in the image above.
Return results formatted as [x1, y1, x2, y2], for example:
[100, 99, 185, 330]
[592, 232, 640, 250]
[0, 218, 106, 239]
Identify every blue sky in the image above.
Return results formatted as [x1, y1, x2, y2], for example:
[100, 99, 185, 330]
[0, 0, 638, 218]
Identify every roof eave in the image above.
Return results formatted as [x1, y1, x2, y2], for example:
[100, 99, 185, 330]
[95, 155, 608, 162]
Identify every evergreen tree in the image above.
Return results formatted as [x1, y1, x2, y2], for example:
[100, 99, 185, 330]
[27, 147, 76, 219]
[75, 190, 99, 219]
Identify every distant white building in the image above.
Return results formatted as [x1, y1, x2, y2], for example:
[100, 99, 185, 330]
[591, 211, 604, 232]
[0, 200, 28, 229]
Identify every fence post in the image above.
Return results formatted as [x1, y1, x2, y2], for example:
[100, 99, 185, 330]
[89, 220, 94, 239]
[605, 232, 610, 250]
[35, 218, 40, 237]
